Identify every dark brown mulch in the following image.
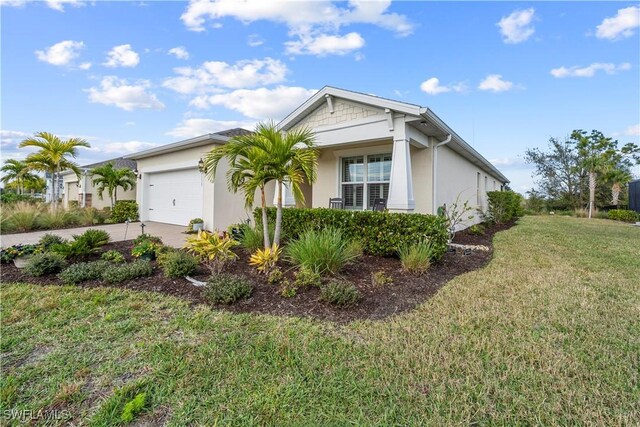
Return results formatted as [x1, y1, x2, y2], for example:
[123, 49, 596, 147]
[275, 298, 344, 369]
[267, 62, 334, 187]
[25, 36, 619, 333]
[452, 220, 517, 246]
[1, 221, 515, 323]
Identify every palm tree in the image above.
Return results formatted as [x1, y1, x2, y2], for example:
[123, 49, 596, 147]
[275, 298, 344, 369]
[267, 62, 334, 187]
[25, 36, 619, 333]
[0, 159, 38, 194]
[90, 162, 137, 208]
[606, 168, 632, 207]
[20, 132, 90, 206]
[203, 122, 318, 247]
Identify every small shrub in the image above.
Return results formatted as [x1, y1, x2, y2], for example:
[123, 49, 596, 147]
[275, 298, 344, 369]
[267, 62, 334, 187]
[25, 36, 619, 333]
[52, 229, 110, 259]
[77, 229, 110, 248]
[0, 244, 40, 263]
[237, 224, 274, 252]
[608, 209, 639, 223]
[131, 240, 161, 259]
[102, 260, 153, 283]
[204, 273, 253, 304]
[76, 207, 106, 226]
[285, 228, 362, 275]
[58, 260, 110, 284]
[184, 230, 238, 274]
[371, 270, 393, 286]
[398, 239, 436, 276]
[320, 281, 360, 307]
[267, 268, 283, 285]
[468, 224, 485, 236]
[187, 218, 204, 232]
[248, 244, 281, 274]
[5, 202, 42, 232]
[36, 208, 79, 229]
[120, 392, 146, 423]
[486, 191, 524, 224]
[101, 250, 126, 263]
[293, 268, 321, 287]
[23, 252, 66, 277]
[158, 250, 199, 278]
[38, 233, 65, 250]
[111, 201, 139, 223]
[280, 279, 297, 298]
[133, 234, 163, 245]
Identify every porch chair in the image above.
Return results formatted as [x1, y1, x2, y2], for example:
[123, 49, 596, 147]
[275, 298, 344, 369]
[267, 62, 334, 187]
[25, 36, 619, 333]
[371, 198, 387, 212]
[329, 197, 344, 209]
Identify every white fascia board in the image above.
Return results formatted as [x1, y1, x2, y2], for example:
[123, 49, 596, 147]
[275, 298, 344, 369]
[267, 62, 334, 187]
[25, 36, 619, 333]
[124, 134, 228, 160]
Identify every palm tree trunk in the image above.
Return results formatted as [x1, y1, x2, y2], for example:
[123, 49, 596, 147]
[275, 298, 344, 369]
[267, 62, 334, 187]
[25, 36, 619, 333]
[611, 183, 621, 207]
[260, 187, 271, 249]
[588, 171, 596, 219]
[274, 180, 283, 246]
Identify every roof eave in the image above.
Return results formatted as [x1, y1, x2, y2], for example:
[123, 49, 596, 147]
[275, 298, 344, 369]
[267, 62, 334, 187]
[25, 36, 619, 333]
[124, 133, 228, 160]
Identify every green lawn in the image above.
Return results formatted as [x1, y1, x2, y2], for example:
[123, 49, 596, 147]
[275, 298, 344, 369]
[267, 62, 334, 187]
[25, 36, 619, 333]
[1, 216, 639, 426]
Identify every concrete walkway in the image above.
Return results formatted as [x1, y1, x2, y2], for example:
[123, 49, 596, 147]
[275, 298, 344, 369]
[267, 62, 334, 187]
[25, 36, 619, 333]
[0, 222, 188, 248]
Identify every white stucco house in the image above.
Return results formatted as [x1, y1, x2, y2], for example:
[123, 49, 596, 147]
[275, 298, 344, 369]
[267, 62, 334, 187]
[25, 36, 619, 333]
[126, 86, 508, 230]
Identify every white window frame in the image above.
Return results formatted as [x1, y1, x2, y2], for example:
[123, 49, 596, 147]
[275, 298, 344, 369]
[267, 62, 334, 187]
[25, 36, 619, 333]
[340, 152, 392, 210]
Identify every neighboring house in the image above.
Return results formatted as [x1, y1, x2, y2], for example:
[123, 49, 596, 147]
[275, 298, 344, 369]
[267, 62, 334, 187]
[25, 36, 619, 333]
[44, 171, 65, 203]
[61, 158, 137, 210]
[126, 87, 508, 230]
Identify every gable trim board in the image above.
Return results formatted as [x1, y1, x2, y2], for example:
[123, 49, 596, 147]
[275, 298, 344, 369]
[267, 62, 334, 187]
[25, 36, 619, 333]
[124, 86, 508, 230]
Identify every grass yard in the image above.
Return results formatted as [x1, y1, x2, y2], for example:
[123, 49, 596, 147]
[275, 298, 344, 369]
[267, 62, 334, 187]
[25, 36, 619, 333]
[1, 216, 639, 426]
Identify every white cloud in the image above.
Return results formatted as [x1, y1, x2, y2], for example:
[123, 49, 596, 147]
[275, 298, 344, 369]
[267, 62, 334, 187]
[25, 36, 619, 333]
[79, 62, 92, 70]
[248, 33, 264, 47]
[45, 0, 84, 11]
[103, 44, 140, 68]
[163, 57, 288, 94]
[285, 32, 365, 56]
[419, 77, 467, 95]
[166, 118, 255, 138]
[99, 141, 158, 154]
[0, 0, 28, 7]
[191, 86, 317, 120]
[0, 130, 30, 147]
[625, 123, 640, 137]
[85, 76, 164, 111]
[168, 46, 190, 60]
[181, 0, 411, 56]
[35, 40, 84, 66]
[595, 6, 640, 40]
[550, 62, 631, 78]
[478, 74, 514, 92]
[497, 8, 535, 44]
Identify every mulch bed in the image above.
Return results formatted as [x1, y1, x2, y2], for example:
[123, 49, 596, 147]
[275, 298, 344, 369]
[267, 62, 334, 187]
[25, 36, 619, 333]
[1, 221, 516, 323]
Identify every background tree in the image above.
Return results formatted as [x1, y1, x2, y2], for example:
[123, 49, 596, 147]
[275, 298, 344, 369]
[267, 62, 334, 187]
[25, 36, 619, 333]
[90, 162, 137, 208]
[0, 159, 38, 195]
[19, 132, 89, 206]
[606, 168, 632, 207]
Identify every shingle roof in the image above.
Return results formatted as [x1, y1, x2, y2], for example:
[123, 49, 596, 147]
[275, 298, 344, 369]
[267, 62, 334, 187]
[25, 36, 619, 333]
[214, 128, 252, 138]
[82, 157, 137, 170]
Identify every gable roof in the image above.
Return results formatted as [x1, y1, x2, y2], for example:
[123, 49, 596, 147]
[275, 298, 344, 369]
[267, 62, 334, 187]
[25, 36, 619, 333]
[61, 157, 137, 177]
[278, 86, 509, 183]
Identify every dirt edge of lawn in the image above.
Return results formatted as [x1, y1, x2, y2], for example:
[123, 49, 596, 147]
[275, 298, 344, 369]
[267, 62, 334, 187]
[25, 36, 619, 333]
[0, 220, 516, 323]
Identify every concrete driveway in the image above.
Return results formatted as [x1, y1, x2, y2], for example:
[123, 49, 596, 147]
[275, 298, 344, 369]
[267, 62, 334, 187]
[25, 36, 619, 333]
[0, 222, 188, 248]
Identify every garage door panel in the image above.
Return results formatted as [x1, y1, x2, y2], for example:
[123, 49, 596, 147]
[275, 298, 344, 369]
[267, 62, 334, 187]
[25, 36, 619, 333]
[147, 169, 203, 226]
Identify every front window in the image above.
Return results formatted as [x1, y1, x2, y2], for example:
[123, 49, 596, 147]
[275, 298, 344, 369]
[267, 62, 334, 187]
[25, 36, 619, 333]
[341, 154, 391, 210]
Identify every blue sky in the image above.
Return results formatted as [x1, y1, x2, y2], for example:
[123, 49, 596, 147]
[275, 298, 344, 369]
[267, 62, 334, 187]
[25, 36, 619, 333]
[1, 0, 639, 192]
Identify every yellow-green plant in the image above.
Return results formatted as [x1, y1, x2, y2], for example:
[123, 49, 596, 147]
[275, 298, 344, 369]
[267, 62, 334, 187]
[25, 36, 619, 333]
[248, 244, 281, 274]
[184, 230, 238, 274]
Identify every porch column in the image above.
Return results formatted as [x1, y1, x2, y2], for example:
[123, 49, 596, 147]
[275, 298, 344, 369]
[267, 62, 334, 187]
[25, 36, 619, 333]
[272, 180, 296, 207]
[387, 136, 415, 211]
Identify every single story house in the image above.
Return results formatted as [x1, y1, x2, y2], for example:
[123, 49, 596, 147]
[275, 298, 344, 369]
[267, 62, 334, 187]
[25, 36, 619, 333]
[126, 86, 509, 230]
[62, 158, 137, 210]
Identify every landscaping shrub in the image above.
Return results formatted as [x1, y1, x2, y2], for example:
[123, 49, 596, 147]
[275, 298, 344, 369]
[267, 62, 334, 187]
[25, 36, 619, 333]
[255, 207, 448, 258]
[58, 260, 110, 284]
[38, 233, 65, 250]
[280, 279, 297, 298]
[133, 234, 163, 245]
[267, 268, 283, 285]
[204, 273, 253, 304]
[23, 252, 66, 277]
[293, 268, 321, 287]
[75, 207, 106, 226]
[0, 244, 40, 263]
[468, 224, 485, 235]
[371, 270, 393, 286]
[101, 250, 126, 263]
[608, 209, 640, 223]
[285, 228, 362, 275]
[36, 208, 79, 229]
[398, 239, 437, 276]
[486, 191, 524, 224]
[236, 223, 274, 252]
[111, 200, 139, 223]
[157, 249, 199, 278]
[320, 281, 360, 306]
[131, 240, 161, 260]
[53, 228, 111, 259]
[102, 260, 153, 283]
[0, 193, 38, 204]
[5, 202, 42, 232]
[248, 244, 280, 274]
[184, 231, 238, 274]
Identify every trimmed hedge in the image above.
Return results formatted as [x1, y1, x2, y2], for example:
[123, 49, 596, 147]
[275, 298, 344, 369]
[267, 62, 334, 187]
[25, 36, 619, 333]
[608, 209, 639, 223]
[486, 191, 524, 224]
[111, 200, 139, 223]
[254, 208, 448, 258]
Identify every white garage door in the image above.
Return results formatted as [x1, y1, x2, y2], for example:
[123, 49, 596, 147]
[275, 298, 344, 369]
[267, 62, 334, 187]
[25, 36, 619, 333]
[147, 168, 203, 226]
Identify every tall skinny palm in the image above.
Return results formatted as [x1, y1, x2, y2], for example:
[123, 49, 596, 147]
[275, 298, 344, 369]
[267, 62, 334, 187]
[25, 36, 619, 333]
[0, 159, 37, 195]
[90, 162, 137, 208]
[20, 132, 90, 206]
[204, 136, 275, 249]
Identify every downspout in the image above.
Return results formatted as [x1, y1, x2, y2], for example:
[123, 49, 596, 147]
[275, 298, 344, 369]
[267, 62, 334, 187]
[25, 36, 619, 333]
[82, 169, 88, 208]
[432, 134, 452, 215]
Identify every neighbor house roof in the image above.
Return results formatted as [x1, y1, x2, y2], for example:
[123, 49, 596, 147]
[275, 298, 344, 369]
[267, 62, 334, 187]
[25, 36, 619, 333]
[278, 86, 509, 183]
[124, 128, 251, 160]
[61, 157, 137, 177]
